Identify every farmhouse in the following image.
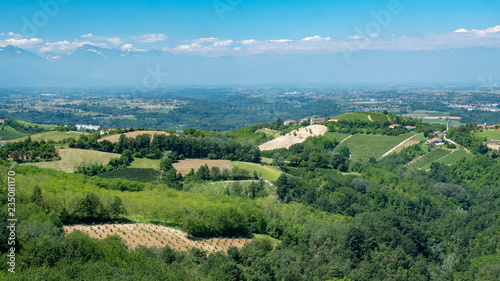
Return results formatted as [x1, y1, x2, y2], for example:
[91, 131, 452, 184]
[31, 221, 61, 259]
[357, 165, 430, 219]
[310, 117, 326, 125]
[0, 141, 6, 147]
[300, 118, 309, 124]
[426, 138, 444, 146]
[100, 129, 113, 135]
[283, 120, 297, 126]
[389, 124, 401, 129]
[405, 126, 417, 131]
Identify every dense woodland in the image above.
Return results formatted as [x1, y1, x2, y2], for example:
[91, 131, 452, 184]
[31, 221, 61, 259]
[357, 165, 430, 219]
[1, 114, 500, 280]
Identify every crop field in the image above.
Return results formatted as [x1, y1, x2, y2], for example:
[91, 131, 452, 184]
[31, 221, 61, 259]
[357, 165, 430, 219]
[99, 131, 170, 143]
[64, 223, 253, 253]
[333, 112, 389, 123]
[173, 159, 231, 175]
[258, 125, 327, 151]
[477, 129, 500, 141]
[27, 148, 120, 173]
[99, 168, 161, 183]
[0, 126, 27, 140]
[10, 130, 86, 142]
[336, 133, 416, 162]
[409, 148, 452, 170]
[437, 149, 472, 165]
[231, 161, 282, 182]
[388, 133, 425, 154]
[323, 132, 352, 143]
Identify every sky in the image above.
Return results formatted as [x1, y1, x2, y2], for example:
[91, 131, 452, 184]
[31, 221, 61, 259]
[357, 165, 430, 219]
[0, 0, 500, 85]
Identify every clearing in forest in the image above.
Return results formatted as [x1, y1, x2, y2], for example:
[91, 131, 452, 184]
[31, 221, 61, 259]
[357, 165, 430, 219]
[99, 131, 170, 143]
[64, 223, 252, 253]
[173, 159, 231, 174]
[258, 125, 327, 151]
[26, 148, 120, 173]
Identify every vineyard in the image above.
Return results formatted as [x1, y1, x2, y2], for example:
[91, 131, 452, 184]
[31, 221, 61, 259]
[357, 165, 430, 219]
[64, 223, 253, 253]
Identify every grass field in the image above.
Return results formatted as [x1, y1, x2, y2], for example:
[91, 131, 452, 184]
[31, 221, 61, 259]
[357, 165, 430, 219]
[16, 120, 58, 130]
[335, 133, 416, 162]
[26, 148, 120, 173]
[437, 149, 472, 165]
[333, 112, 389, 123]
[323, 132, 352, 143]
[99, 168, 161, 183]
[410, 148, 451, 170]
[10, 130, 86, 142]
[477, 129, 500, 141]
[129, 158, 161, 169]
[0, 126, 27, 140]
[231, 161, 282, 182]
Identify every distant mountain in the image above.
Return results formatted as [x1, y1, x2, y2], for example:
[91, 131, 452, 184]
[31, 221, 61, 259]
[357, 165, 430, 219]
[0, 45, 500, 87]
[0, 45, 41, 60]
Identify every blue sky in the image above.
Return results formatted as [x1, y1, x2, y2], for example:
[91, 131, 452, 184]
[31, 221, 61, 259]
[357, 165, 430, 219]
[1, 0, 500, 56]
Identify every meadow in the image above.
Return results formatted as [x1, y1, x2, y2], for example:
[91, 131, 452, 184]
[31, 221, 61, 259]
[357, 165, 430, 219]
[10, 130, 86, 142]
[26, 148, 120, 173]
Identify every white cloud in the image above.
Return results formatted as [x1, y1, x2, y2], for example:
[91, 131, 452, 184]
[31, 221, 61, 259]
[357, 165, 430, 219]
[269, 39, 292, 43]
[81, 33, 94, 38]
[212, 40, 233, 47]
[130, 33, 167, 43]
[0, 38, 43, 48]
[241, 39, 256, 45]
[302, 35, 331, 41]
[348, 35, 363, 40]
[38, 40, 105, 52]
[121, 43, 134, 51]
[195, 37, 219, 43]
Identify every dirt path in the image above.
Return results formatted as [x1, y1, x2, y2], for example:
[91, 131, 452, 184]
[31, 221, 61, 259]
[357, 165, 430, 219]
[378, 134, 418, 160]
[368, 115, 374, 122]
[259, 125, 327, 151]
[337, 135, 353, 146]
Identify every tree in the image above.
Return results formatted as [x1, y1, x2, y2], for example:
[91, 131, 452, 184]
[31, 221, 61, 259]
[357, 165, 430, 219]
[31, 185, 43, 206]
[109, 196, 125, 219]
[196, 164, 211, 181]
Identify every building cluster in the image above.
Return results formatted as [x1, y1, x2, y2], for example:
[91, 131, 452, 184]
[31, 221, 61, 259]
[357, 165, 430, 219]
[76, 124, 100, 131]
[283, 117, 327, 126]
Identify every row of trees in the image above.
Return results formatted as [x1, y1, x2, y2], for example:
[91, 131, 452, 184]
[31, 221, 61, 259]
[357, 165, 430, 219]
[0, 138, 58, 162]
[69, 130, 261, 163]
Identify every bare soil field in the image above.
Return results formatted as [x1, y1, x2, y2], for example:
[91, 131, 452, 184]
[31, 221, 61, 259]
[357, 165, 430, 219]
[99, 131, 170, 143]
[487, 144, 500, 150]
[64, 223, 252, 253]
[258, 125, 328, 151]
[173, 159, 231, 174]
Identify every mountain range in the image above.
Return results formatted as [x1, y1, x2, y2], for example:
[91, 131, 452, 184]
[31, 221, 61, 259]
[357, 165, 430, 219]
[1, 44, 499, 87]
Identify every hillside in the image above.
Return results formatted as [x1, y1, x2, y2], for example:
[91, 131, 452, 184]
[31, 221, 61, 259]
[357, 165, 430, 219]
[3, 114, 500, 280]
[258, 124, 327, 150]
